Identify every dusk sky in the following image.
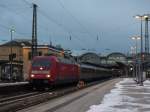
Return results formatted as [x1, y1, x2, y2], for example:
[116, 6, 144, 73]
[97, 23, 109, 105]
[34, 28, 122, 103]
[0, 0, 150, 54]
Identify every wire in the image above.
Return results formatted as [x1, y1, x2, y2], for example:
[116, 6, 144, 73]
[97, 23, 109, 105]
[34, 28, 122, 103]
[0, 1, 89, 49]
[57, 0, 95, 44]
[22, 0, 32, 7]
[0, 2, 50, 38]
[38, 8, 88, 48]
[0, 23, 30, 37]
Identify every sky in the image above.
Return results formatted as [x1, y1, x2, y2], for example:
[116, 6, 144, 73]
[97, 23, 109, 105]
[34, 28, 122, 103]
[0, 0, 150, 55]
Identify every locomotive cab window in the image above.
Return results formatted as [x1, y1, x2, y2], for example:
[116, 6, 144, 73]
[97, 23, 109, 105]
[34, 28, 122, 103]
[32, 59, 51, 67]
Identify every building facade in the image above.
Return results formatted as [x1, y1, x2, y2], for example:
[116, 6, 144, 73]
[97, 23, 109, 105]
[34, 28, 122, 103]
[0, 39, 64, 81]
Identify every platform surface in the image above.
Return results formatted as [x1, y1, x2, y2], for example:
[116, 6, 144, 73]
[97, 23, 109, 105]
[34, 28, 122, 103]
[18, 78, 121, 112]
[87, 78, 150, 112]
[0, 81, 28, 87]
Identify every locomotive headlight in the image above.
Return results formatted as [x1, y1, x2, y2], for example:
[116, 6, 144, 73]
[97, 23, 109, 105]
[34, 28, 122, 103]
[46, 74, 51, 78]
[31, 74, 35, 78]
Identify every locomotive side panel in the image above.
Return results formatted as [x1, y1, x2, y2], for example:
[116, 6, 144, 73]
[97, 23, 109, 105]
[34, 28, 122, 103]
[56, 58, 79, 84]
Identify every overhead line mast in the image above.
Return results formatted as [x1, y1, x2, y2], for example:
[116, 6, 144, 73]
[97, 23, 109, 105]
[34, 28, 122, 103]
[31, 4, 38, 59]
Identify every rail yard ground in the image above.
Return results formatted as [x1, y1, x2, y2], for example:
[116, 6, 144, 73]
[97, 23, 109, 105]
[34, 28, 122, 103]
[17, 78, 150, 112]
[17, 78, 121, 112]
[87, 78, 150, 112]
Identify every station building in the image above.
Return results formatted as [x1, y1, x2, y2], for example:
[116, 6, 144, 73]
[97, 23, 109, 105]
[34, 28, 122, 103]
[0, 39, 64, 81]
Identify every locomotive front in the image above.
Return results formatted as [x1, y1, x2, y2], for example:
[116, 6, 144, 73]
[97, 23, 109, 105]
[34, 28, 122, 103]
[29, 57, 53, 86]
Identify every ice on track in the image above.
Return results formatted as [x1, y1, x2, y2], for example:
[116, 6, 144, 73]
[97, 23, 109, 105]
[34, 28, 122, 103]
[87, 78, 150, 112]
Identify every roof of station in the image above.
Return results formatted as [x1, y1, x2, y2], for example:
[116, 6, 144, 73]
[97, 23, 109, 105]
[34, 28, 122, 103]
[0, 39, 32, 47]
[0, 39, 64, 51]
[107, 52, 127, 58]
[78, 52, 101, 65]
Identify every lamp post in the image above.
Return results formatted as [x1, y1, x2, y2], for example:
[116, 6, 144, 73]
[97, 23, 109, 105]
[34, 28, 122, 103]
[131, 36, 141, 81]
[131, 36, 141, 54]
[134, 15, 149, 85]
[135, 15, 144, 53]
[142, 14, 150, 53]
[9, 26, 15, 81]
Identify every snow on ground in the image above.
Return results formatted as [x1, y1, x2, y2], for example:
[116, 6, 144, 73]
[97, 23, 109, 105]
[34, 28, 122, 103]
[87, 78, 150, 112]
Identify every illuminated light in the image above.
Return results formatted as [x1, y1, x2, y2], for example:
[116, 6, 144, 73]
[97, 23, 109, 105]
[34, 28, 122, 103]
[137, 37, 141, 40]
[46, 74, 51, 78]
[131, 36, 141, 40]
[40, 67, 43, 70]
[142, 54, 145, 58]
[144, 15, 148, 19]
[31, 74, 35, 78]
[131, 37, 136, 40]
[135, 15, 141, 19]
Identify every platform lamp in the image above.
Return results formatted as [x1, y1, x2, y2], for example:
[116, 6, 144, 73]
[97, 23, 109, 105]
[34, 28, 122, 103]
[9, 26, 15, 81]
[131, 36, 141, 54]
[131, 36, 141, 81]
[134, 15, 148, 85]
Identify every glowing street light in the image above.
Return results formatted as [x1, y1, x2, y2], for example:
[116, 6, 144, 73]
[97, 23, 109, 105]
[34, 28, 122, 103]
[9, 26, 15, 81]
[131, 36, 141, 54]
[134, 15, 149, 86]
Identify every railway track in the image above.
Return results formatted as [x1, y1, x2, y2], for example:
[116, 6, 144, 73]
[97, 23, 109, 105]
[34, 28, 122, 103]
[0, 92, 40, 104]
[0, 78, 112, 112]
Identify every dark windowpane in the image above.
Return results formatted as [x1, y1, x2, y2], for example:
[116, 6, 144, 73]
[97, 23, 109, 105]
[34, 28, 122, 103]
[32, 59, 50, 67]
[28, 52, 31, 60]
[39, 52, 42, 56]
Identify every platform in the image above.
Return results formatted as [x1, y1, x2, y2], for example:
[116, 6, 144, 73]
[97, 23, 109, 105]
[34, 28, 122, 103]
[18, 78, 150, 112]
[18, 78, 121, 112]
[87, 78, 150, 112]
[0, 82, 28, 87]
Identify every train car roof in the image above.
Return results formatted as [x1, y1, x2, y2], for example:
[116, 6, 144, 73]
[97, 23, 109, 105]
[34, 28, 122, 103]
[33, 56, 58, 60]
[33, 56, 77, 64]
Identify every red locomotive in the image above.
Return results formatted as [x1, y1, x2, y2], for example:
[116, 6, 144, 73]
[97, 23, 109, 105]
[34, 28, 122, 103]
[29, 56, 113, 87]
[29, 56, 79, 86]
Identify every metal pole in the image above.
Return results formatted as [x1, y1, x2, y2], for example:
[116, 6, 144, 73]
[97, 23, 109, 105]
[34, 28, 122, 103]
[31, 4, 38, 59]
[10, 30, 13, 81]
[145, 18, 149, 53]
[141, 18, 143, 54]
[135, 40, 138, 82]
[140, 18, 143, 85]
[135, 39, 138, 54]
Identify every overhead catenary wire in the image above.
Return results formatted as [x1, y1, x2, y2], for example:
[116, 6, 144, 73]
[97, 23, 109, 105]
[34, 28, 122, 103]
[22, 0, 32, 7]
[0, 2, 51, 38]
[57, 0, 93, 36]
[38, 8, 88, 48]
[0, 23, 31, 37]
[0, 0, 89, 49]
[56, 0, 95, 46]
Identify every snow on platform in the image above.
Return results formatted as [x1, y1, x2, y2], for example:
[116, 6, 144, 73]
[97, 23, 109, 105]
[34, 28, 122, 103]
[0, 82, 28, 87]
[87, 78, 150, 112]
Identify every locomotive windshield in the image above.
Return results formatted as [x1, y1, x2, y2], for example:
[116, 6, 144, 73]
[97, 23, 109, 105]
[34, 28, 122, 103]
[32, 59, 51, 67]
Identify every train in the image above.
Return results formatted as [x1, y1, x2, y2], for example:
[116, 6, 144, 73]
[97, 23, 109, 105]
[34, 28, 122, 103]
[28, 56, 120, 87]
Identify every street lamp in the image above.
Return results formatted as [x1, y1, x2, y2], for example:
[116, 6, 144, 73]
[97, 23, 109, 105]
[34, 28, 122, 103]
[131, 36, 141, 82]
[134, 15, 145, 53]
[143, 14, 150, 53]
[130, 46, 135, 55]
[134, 15, 149, 85]
[9, 26, 15, 81]
[131, 36, 141, 54]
